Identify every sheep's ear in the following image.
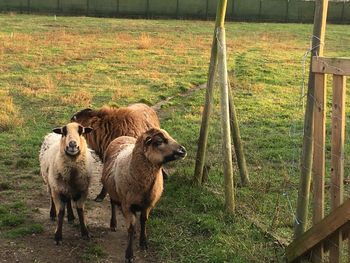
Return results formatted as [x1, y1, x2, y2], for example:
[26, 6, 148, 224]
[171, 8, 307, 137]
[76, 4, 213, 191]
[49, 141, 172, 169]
[83, 127, 93, 134]
[52, 127, 62, 134]
[145, 136, 152, 146]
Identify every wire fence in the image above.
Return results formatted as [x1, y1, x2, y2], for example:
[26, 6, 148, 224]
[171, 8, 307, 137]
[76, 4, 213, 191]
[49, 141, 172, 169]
[0, 0, 350, 23]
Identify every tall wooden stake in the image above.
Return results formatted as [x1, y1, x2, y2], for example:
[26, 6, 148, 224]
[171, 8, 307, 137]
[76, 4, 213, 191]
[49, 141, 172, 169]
[294, 0, 328, 239]
[217, 25, 235, 213]
[193, 0, 226, 185]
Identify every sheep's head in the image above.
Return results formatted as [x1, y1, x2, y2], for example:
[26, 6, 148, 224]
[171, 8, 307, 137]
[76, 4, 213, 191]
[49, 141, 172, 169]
[70, 108, 94, 127]
[141, 128, 187, 165]
[53, 122, 93, 157]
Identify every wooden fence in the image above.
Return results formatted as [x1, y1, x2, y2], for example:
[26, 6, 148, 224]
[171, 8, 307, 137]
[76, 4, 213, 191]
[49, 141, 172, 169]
[286, 56, 350, 262]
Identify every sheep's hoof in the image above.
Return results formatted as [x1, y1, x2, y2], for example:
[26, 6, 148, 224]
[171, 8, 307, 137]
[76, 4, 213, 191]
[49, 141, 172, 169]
[68, 219, 75, 224]
[82, 232, 90, 240]
[125, 257, 135, 263]
[54, 235, 62, 245]
[110, 226, 117, 232]
[50, 216, 56, 221]
[140, 240, 148, 250]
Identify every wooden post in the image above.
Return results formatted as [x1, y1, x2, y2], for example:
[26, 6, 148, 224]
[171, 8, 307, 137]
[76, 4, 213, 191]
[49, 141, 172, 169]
[27, 0, 30, 13]
[329, 74, 346, 263]
[294, 0, 328, 239]
[86, 0, 89, 15]
[286, 0, 289, 22]
[146, 0, 150, 18]
[205, 0, 209, 20]
[193, 0, 227, 184]
[176, 0, 179, 19]
[228, 85, 249, 186]
[217, 26, 234, 214]
[311, 72, 326, 262]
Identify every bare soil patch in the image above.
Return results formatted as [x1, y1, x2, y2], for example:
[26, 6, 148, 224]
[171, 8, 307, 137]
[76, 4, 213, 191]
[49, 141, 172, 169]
[0, 158, 156, 263]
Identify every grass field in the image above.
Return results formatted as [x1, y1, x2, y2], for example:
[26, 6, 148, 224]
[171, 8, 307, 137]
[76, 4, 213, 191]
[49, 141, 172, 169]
[0, 14, 350, 262]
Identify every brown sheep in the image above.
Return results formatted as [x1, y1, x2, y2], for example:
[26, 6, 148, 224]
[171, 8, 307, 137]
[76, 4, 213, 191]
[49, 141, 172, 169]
[71, 103, 161, 202]
[102, 128, 186, 262]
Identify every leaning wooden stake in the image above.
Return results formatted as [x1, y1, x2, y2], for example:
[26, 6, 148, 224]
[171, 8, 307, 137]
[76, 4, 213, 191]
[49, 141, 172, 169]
[194, 0, 227, 184]
[228, 84, 249, 186]
[294, 0, 328, 238]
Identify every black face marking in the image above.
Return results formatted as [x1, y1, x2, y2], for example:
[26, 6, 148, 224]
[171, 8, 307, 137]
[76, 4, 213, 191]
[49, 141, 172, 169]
[78, 125, 83, 135]
[62, 126, 67, 137]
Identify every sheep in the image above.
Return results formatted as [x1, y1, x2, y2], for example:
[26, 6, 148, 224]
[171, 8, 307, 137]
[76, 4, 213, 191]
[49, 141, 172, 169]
[70, 103, 161, 202]
[101, 128, 187, 262]
[39, 122, 93, 244]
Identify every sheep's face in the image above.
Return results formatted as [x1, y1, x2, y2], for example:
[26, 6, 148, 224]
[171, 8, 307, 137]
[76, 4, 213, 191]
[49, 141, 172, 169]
[142, 128, 187, 165]
[53, 122, 93, 157]
[70, 108, 94, 127]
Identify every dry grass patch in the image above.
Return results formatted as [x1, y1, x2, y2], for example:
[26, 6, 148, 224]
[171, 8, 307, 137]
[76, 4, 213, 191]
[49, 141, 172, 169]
[138, 33, 152, 50]
[0, 90, 23, 132]
[20, 75, 56, 97]
[60, 90, 92, 107]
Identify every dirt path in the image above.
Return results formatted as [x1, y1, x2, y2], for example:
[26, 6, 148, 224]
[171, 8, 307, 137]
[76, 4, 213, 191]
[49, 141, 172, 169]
[0, 157, 155, 263]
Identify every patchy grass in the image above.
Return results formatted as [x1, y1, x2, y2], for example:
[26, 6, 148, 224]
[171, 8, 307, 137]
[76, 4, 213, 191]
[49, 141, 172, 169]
[0, 90, 23, 132]
[0, 13, 349, 262]
[0, 202, 44, 238]
[81, 244, 107, 261]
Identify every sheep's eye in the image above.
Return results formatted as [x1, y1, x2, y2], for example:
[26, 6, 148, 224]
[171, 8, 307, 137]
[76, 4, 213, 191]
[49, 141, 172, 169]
[154, 140, 163, 147]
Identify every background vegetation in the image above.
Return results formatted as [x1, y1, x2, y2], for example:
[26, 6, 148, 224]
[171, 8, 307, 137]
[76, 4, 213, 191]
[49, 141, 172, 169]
[0, 14, 349, 262]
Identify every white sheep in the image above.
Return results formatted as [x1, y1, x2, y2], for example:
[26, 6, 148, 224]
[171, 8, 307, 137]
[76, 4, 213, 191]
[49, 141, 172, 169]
[39, 122, 93, 244]
[101, 128, 187, 262]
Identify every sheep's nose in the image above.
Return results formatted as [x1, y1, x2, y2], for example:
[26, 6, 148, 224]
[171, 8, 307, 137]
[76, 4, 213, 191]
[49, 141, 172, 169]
[69, 141, 77, 148]
[176, 146, 187, 157]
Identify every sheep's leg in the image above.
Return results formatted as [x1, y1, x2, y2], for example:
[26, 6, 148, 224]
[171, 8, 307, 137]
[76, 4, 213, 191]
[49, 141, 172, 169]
[110, 199, 117, 232]
[66, 199, 75, 224]
[124, 207, 136, 262]
[76, 196, 89, 239]
[140, 208, 150, 250]
[94, 186, 107, 202]
[49, 196, 56, 221]
[162, 168, 169, 180]
[52, 193, 66, 245]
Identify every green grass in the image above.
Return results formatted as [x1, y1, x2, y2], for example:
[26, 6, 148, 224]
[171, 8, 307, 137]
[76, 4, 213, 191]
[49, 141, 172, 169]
[81, 244, 107, 261]
[0, 202, 44, 238]
[0, 13, 349, 262]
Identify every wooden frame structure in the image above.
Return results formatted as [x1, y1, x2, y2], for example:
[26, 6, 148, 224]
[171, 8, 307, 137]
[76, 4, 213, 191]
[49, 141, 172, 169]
[286, 56, 350, 262]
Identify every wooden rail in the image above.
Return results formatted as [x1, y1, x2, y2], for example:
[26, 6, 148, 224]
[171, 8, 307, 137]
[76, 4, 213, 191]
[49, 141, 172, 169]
[286, 56, 350, 262]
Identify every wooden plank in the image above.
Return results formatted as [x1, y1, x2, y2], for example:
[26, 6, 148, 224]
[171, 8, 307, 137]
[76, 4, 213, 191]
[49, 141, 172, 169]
[330, 74, 346, 263]
[294, 0, 329, 238]
[312, 73, 327, 262]
[286, 198, 350, 262]
[312, 56, 350, 76]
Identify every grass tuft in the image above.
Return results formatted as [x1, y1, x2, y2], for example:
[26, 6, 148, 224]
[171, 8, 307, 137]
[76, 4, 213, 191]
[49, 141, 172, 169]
[0, 90, 23, 132]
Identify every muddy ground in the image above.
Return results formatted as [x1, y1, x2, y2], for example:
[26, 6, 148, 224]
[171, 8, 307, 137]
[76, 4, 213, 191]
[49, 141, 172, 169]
[0, 157, 156, 263]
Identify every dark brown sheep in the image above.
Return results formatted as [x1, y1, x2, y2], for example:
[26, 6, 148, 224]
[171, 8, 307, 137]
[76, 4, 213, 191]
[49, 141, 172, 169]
[71, 103, 161, 201]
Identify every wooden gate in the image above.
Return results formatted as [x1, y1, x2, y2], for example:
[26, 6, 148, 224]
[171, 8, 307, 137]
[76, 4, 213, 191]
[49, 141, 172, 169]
[287, 56, 350, 262]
